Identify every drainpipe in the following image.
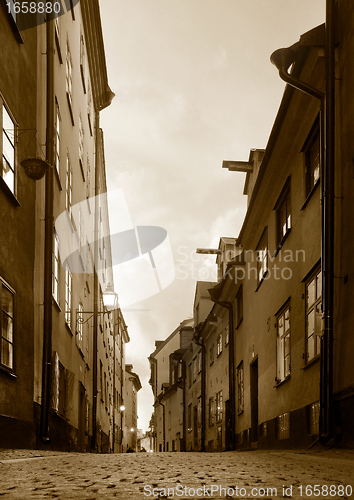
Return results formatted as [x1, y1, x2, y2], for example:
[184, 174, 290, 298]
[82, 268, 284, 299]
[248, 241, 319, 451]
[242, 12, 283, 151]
[40, 18, 55, 445]
[92, 109, 100, 452]
[270, 0, 335, 441]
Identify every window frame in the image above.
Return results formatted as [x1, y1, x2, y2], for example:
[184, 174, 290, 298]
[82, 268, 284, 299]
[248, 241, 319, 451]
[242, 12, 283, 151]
[52, 230, 60, 305]
[65, 267, 72, 329]
[215, 390, 223, 422]
[256, 228, 268, 285]
[66, 38, 74, 123]
[275, 178, 292, 248]
[276, 302, 291, 384]
[1, 99, 18, 197]
[303, 116, 320, 199]
[305, 268, 322, 363]
[0, 277, 15, 373]
[216, 332, 223, 356]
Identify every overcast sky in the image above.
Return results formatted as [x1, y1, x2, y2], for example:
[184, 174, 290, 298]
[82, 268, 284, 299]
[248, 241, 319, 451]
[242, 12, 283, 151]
[99, 0, 325, 432]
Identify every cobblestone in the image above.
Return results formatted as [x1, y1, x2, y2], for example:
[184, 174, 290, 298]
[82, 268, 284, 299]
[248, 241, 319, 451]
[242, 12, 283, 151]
[0, 448, 353, 499]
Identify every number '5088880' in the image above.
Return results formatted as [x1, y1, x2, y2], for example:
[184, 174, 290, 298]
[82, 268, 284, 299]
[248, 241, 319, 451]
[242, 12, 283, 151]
[7, 2, 61, 14]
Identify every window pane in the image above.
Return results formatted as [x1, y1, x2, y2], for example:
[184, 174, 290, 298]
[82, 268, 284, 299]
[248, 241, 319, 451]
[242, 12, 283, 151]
[307, 279, 315, 308]
[284, 333, 290, 356]
[278, 316, 284, 337]
[1, 339, 13, 369]
[3, 107, 14, 145]
[308, 334, 315, 360]
[316, 272, 322, 300]
[284, 309, 290, 332]
[284, 354, 290, 378]
[2, 312, 13, 343]
[2, 287, 14, 317]
[3, 134, 15, 169]
[308, 309, 315, 336]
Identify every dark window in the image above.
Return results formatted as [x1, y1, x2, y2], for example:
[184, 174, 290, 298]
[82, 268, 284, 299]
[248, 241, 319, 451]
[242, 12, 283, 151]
[304, 117, 320, 197]
[275, 180, 291, 245]
[0, 278, 15, 371]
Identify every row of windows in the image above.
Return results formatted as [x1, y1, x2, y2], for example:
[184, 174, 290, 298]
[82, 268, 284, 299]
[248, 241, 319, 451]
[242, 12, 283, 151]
[235, 267, 322, 414]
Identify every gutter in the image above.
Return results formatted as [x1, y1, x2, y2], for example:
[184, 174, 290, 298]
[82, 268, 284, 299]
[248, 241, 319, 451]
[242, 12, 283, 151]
[40, 18, 55, 445]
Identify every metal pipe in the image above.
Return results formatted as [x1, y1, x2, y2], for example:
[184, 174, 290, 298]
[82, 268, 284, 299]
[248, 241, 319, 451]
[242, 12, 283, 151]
[92, 110, 100, 452]
[40, 18, 55, 445]
[321, 0, 335, 441]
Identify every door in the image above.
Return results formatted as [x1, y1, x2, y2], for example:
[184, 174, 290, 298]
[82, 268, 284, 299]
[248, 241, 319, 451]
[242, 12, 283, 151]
[250, 358, 259, 444]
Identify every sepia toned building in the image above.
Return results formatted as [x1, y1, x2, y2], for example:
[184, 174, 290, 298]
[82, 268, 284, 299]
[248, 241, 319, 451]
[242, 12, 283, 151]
[122, 364, 141, 452]
[0, 0, 131, 452]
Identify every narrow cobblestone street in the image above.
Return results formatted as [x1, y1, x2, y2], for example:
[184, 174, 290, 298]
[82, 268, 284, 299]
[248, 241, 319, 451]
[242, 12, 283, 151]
[0, 448, 353, 500]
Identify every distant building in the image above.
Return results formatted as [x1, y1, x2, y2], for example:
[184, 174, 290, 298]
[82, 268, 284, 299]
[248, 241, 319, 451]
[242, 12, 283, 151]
[123, 364, 142, 452]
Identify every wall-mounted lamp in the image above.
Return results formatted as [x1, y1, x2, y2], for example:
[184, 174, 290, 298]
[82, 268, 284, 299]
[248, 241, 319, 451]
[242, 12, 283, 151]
[76, 283, 118, 326]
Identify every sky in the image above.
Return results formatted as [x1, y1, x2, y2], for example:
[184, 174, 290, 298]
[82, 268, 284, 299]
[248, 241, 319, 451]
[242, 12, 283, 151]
[99, 0, 325, 432]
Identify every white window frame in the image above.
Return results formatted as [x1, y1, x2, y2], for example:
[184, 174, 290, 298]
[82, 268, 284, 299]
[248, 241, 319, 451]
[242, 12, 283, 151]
[1, 100, 17, 195]
[237, 361, 244, 414]
[217, 332, 223, 356]
[276, 304, 291, 383]
[306, 269, 322, 362]
[66, 152, 72, 218]
[65, 268, 72, 328]
[52, 230, 60, 304]
[66, 38, 73, 115]
[216, 390, 223, 422]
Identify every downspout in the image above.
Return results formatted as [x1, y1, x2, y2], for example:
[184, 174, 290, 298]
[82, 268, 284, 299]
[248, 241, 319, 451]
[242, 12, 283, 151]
[40, 18, 55, 445]
[270, 4, 336, 440]
[193, 335, 205, 452]
[209, 298, 235, 451]
[92, 109, 100, 452]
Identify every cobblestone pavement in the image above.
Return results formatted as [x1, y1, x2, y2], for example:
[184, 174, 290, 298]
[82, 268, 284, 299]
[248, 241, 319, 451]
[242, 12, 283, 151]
[0, 448, 353, 500]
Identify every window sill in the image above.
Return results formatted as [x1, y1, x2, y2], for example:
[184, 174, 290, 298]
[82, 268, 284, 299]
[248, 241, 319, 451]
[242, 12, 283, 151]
[0, 176, 20, 206]
[302, 354, 320, 370]
[275, 375, 290, 388]
[0, 364, 18, 378]
[301, 178, 320, 211]
[272, 229, 292, 259]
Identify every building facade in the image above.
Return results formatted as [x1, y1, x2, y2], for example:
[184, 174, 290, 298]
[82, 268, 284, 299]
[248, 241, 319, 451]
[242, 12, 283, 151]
[122, 364, 142, 452]
[0, 1, 131, 452]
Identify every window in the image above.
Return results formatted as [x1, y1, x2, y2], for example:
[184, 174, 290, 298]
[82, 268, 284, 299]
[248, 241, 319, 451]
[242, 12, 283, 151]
[54, 16, 62, 63]
[77, 302, 83, 350]
[1, 102, 16, 194]
[277, 412, 290, 440]
[236, 286, 243, 328]
[54, 102, 61, 178]
[237, 362, 244, 414]
[216, 391, 223, 422]
[197, 350, 202, 374]
[217, 333, 222, 356]
[192, 356, 197, 381]
[225, 322, 229, 345]
[256, 228, 268, 284]
[304, 117, 320, 197]
[80, 30, 86, 91]
[52, 230, 60, 304]
[276, 305, 291, 383]
[306, 269, 322, 362]
[79, 115, 84, 175]
[87, 82, 92, 135]
[66, 39, 73, 119]
[209, 344, 214, 365]
[0, 278, 14, 370]
[65, 268, 72, 328]
[208, 397, 214, 426]
[66, 152, 72, 218]
[86, 156, 91, 200]
[276, 181, 291, 244]
[52, 353, 66, 417]
[78, 205, 84, 266]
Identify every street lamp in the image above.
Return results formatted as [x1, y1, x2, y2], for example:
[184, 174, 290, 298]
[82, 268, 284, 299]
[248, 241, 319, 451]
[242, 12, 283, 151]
[76, 283, 118, 326]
